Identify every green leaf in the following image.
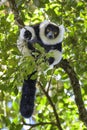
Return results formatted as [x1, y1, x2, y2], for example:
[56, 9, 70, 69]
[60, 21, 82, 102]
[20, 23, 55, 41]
[12, 101, 19, 111]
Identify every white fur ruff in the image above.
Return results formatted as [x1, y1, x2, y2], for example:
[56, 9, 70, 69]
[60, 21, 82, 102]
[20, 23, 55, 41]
[44, 50, 62, 73]
[17, 37, 31, 56]
[20, 26, 36, 41]
[49, 50, 62, 67]
[17, 26, 36, 56]
[39, 20, 65, 45]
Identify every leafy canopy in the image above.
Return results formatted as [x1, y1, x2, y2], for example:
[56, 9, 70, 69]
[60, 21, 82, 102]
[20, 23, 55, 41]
[0, 0, 87, 130]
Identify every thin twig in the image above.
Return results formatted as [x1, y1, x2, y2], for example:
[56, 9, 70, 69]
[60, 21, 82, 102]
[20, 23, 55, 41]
[46, 69, 55, 93]
[23, 120, 57, 130]
[38, 81, 63, 130]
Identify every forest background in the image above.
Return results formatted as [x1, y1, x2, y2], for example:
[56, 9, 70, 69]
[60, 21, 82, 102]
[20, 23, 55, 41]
[0, 0, 87, 130]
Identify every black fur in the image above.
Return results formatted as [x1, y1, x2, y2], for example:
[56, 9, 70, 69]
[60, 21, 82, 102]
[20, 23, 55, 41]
[48, 57, 55, 65]
[24, 30, 32, 40]
[20, 71, 36, 118]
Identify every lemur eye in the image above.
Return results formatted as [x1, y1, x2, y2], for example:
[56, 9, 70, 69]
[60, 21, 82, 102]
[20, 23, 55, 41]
[54, 32, 57, 35]
[47, 29, 50, 32]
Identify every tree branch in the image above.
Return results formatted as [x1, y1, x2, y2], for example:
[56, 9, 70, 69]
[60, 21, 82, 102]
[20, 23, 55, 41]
[8, 0, 24, 27]
[59, 59, 87, 126]
[46, 69, 54, 93]
[38, 81, 63, 130]
[23, 120, 57, 129]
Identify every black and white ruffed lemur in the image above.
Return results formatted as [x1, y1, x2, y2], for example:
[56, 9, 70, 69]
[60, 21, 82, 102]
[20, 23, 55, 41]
[17, 20, 65, 118]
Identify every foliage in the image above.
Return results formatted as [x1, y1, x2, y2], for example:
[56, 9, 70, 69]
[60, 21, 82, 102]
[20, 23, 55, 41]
[0, 0, 87, 130]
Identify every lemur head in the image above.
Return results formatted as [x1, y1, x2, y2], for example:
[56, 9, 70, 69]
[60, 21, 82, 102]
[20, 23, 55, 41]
[39, 20, 65, 45]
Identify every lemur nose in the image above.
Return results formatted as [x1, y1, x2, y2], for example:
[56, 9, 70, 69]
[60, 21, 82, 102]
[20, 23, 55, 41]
[49, 35, 53, 39]
[47, 31, 54, 39]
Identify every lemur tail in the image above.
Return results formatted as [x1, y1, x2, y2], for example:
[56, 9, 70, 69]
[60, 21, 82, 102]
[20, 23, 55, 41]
[20, 71, 37, 118]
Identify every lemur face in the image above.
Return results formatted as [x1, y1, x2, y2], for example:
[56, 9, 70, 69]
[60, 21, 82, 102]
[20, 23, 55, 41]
[45, 24, 59, 39]
[39, 20, 65, 45]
